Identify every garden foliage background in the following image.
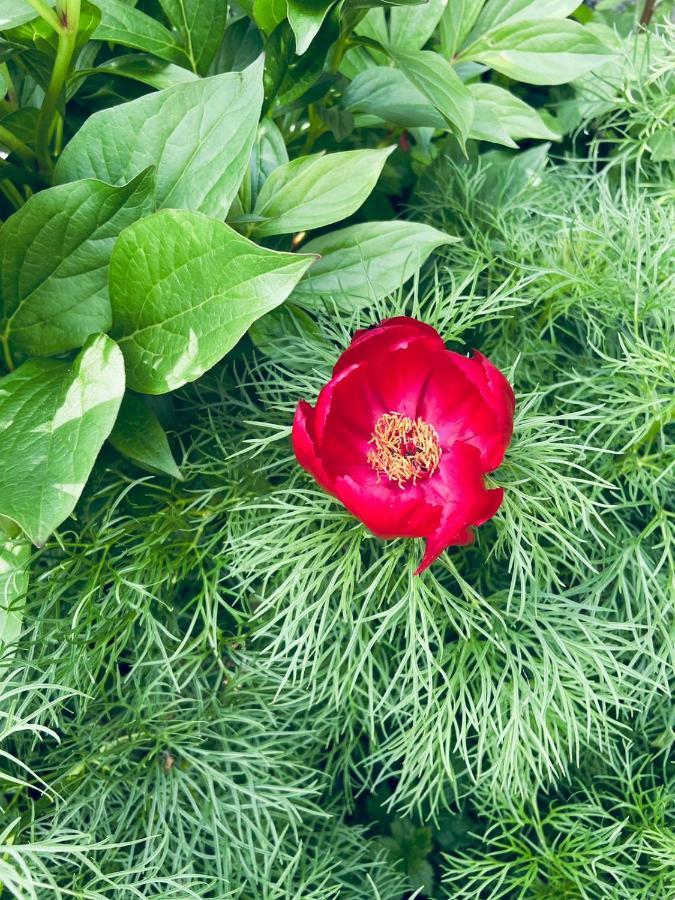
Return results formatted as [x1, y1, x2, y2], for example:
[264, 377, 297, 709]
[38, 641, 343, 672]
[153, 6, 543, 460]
[0, 0, 673, 896]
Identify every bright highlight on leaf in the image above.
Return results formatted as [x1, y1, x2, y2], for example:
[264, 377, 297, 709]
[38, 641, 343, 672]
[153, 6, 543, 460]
[55, 61, 264, 218]
[0, 334, 125, 546]
[252, 146, 395, 237]
[0, 170, 155, 358]
[109, 209, 315, 394]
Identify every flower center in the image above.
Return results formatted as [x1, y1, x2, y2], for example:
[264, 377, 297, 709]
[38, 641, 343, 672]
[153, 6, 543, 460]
[367, 412, 442, 488]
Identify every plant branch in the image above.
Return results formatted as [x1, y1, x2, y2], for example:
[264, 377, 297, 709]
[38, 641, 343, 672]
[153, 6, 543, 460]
[640, 0, 657, 27]
[35, 0, 81, 177]
[0, 125, 36, 166]
[24, 0, 62, 32]
[0, 333, 15, 372]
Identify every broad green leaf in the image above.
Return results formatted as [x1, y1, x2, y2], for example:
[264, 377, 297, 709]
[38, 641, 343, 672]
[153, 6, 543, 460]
[0, 334, 125, 546]
[108, 392, 182, 478]
[264, 17, 339, 112]
[473, 0, 579, 36]
[388, 0, 447, 50]
[94, 0, 188, 66]
[157, 0, 228, 74]
[109, 210, 315, 394]
[390, 49, 474, 147]
[0, 169, 154, 359]
[343, 67, 445, 128]
[438, 0, 484, 57]
[292, 220, 457, 307]
[74, 55, 198, 92]
[253, 0, 287, 34]
[287, 0, 335, 55]
[469, 101, 517, 148]
[0, 517, 29, 655]
[463, 20, 615, 85]
[469, 83, 560, 141]
[0, 0, 50, 29]
[346, 0, 430, 7]
[354, 8, 389, 47]
[247, 119, 289, 207]
[212, 16, 264, 73]
[55, 62, 264, 219]
[252, 146, 394, 238]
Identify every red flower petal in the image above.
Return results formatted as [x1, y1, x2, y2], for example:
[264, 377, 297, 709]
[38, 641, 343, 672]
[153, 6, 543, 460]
[333, 468, 440, 539]
[292, 401, 335, 494]
[313, 363, 387, 475]
[319, 344, 441, 477]
[418, 351, 514, 472]
[415, 442, 504, 574]
[332, 316, 444, 377]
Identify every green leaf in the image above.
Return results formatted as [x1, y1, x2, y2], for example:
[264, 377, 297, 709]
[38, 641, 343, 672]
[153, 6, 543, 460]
[343, 66, 444, 128]
[212, 16, 264, 73]
[468, 100, 518, 148]
[346, 0, 429, 7]
[74, 54, 199, 91]
[463, 20, 615, 85]
[388, 0, 447, 50]
[249, 119, 289, 206]
[0, 169, 155, 359]
[438, 0, 484, 57]
[0, 0, 50, 29]
[264, 18, 339, 113]
[473, 0, 580, 36]
[469, 83, 560, 142]
[0, 334, 125, 546]
[389, 49, 474, 147]
[109, 209, 315, 394]
[157, 0, 228, 74]
[293, 220, 457, 307]
[252, 146, 394, 238]
[108, 392, 182, 478]
[287, 0, 335, 55]
[253, 0, 287, 35]
[94, 0, 188, 66]
[0, 517, 29, 655]
[55, 62, 264, 219]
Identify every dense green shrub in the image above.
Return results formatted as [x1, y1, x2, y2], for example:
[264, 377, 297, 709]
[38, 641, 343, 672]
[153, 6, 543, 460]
[0, 1, 673, 897]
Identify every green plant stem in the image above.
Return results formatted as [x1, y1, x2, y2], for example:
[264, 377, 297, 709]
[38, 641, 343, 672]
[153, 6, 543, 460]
[35, 0, 81, 177]
[0, 334, 14, 372]
[0, 64, 17, 110]
[328, 30, 353, 74]
[0, 179, 25, 211]
[0, 124, 36, 166]
[24, 0, 62, 31]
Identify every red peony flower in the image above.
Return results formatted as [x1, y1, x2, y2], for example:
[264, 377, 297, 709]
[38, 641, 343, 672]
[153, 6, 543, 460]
[292, 317, 515, 573]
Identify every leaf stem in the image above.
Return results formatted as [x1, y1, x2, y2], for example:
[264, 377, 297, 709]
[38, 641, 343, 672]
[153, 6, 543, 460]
[0, 334, 15, 373]
[35, 0, 81, 178]
[0, 125, 36, 166]
[0, 63, 18, 110]
[24, 0, 62, 32]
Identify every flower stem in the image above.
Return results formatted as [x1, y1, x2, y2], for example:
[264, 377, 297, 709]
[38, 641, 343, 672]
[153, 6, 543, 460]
[35, 0, 81, 178]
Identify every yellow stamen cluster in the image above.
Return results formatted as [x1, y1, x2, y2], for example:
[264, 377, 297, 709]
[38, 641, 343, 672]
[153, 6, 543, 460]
[367, 412, 441, 488]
